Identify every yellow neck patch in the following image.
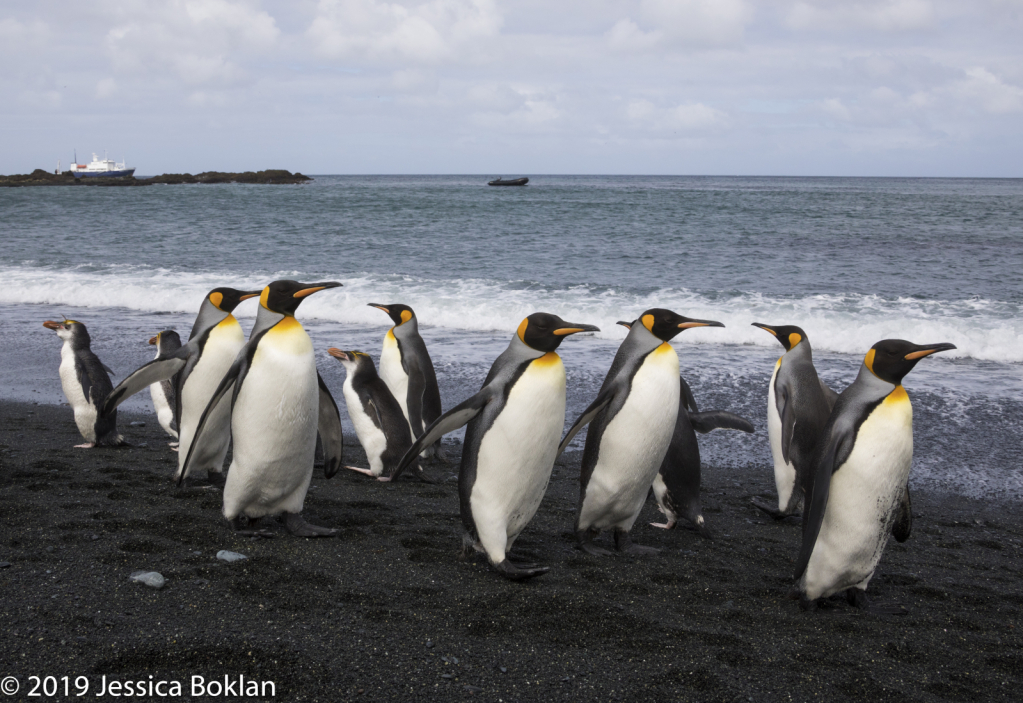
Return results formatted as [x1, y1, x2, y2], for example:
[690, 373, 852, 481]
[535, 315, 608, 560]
[400, 310, 413, 324]
[864, 348, 876, 375]
[531, 351, 561, 367]
[885, 385, 910, 405]
[517, 317, 529, 343]
[209, 292, 224, 310]
[259, 286, 271, 310]
[641, 314, 655, 332]
[788, 332, 802, 348]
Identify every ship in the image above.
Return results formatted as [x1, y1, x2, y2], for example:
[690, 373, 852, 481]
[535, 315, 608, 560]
[69, 152, 135, 179]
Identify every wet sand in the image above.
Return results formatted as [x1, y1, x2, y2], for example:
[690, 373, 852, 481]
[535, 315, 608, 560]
[1, 400, 1021, 702]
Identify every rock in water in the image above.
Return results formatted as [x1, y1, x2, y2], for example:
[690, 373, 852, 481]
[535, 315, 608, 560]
[130, 571, 166, 589]
[216, 550, 247, 563]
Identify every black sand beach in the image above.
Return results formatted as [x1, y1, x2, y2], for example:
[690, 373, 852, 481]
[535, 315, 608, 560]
[1, 400, 1021, 702]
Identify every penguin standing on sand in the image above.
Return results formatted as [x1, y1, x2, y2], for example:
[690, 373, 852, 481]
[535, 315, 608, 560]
[327, 348, 419, 481]
[558, 309, 724, 556]
[750, 323, 838, 520]
[793, 339, 955, 611]
[369, 304, 446, 460]
[147, 330, 182, 446]
[103, 288, 260, 485]
[182, 280, 345, 537]
[393, 313, 600, 580]
[44, 318, 125, 448]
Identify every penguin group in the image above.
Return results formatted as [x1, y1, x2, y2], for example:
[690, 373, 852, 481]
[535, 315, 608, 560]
[43, 286, 955, 610]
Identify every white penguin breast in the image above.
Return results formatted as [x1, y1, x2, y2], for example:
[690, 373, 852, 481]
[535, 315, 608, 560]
[473, 354, 567, 538]
[58, 342, 96, 441]
[805, 389, 914, 599]
[581, 344, 680, 529]
[766, 357, 797, 509]
[379, 330, 410, 424]
[343, 376, 389, 476]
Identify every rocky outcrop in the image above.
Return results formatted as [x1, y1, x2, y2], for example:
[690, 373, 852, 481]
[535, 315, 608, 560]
[0, 169, 312, 187]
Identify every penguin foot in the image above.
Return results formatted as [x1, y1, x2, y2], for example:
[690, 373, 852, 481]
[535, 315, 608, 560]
[74, 442, 96, 449]
[614, 530, 660, 556]
[207, 471, 226, 489]
[577, 542, 613, 556]
[493, 559, 549, 581]
[169, 446, 179, 452]
[229, 517, 274, 538]
[343, 465, 377, 477]
[846, 588, 869, 610]
[283, 512, 337, 538]
[798, 595, 819, 612]
[750, 497, 793, 520]
[414, 469, 441, 484]
[649, 520, 677, 530]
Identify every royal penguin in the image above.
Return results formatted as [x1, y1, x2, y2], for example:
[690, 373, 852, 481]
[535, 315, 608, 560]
[327, 348, 420, 481]
[793, 339, 955, 611]
[558, 309, 724, 556]
[103, 288, 260, 485]
[147, 330, 182, 446]
[614, 321, 754, 537]
[393, 313, 600, 580]
[182, 280, 345, 537]
[43, 318, 125, 448]
[369, 303, 445, 460]
[750, 323, 838, 520]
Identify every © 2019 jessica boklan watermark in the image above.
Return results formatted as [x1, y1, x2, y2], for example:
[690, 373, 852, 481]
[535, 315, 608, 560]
[1, 674, 275, 698]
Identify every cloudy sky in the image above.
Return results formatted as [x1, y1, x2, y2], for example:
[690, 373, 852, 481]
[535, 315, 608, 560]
[2, 0, 1021, 176]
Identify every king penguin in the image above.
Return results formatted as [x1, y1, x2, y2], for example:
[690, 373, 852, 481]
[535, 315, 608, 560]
[327, 348, 419, 481]
[793, 338, 955, 610]
[147, 330, 182, 446]
[557, 309, 724, 556]
[368, 303, 445, 460]
[750, 323, 838, 520]
[44, 318, 125, 448]
[393, 313, 599, 580]
[103, 288, 260, 485]
[182, 280, 345, 537]
[614, 320, 755, 537]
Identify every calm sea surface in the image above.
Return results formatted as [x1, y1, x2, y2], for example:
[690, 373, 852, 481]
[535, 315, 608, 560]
[2, 176, 1021, 498]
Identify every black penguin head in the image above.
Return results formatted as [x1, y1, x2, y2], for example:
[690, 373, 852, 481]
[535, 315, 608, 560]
[148, 330, 182, 354]
[43, 318, 90, 348]
[864, 339, 957, 385]
[327, 348, 374, 373]
[637, 308, 724, 342]
[259, 280, 342, 316]
[206, 287, 261, 313]
[368, 303, 415, 327]
[751, 323, 807, 351]
[516, 313, 600, 352]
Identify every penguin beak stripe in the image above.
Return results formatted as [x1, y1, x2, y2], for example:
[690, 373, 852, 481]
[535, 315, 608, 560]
[553, 324, 600, 336]
[679, 321, 725, 329]
[294, 287, 327, 299]
[369, 305, 390, 314]
[327, 347, 348, 360]
[905, 343, 957, 360]
[239, 293, 260, 301]
[752, 323, 777, 336]
[148, 336, 158, 345]
[43, 320, 62, 330]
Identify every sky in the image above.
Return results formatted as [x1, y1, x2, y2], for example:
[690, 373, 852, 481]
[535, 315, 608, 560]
[1, 0, 1022, 176]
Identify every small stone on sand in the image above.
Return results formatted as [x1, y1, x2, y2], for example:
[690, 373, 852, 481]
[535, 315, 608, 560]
[217, 550, 248, 563]
[130, 571, 165, 589]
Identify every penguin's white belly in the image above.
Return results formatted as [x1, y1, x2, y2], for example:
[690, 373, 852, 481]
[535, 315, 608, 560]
[379, 332, 411, 427]
[344, 378, 389, 476]
[59, 344, 96, 442]
[767, 359, 797, 510]
[804, 389, 913, 599]
[176, 320, 244, 476]
[149, 381, 177, 438]
[472, 354, 566, 561]
[223, 322, 318, 519]
[580, 344, 680, 531]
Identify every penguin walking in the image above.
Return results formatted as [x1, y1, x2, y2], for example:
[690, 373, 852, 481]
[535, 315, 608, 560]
[182, 280, 345, 537]
[750, 323, 838, 520]
[558, 309, 724, 556]
[793, 339, 955, 611]
[327, 348, 419, 481]
[103, 288, 260, 485]
[393, 313, 600, 580]
[44, 318, 125, 448]
[369, 303, 446, 460]
[147, 330, 182, 446]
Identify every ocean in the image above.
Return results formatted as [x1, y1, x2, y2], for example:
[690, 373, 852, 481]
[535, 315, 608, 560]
[2, 175, 1021, 499]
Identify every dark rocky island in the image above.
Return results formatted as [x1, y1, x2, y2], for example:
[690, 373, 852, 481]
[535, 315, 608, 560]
[0, 169, 312, 187]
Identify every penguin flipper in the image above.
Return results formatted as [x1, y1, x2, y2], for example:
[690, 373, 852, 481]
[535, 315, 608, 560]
[405, 355, 427, 439]
[317, 372, 344, 479]
[892, 483, 912, 542]
[556, 386, 615, 457]
[793, 428, 853, 580]
[778, 384, 796, 465]
[679, 376, 699, 413]
[689, 410, 754, 434]
[393, 391, 492, 478]
[102, 355, 188, 415]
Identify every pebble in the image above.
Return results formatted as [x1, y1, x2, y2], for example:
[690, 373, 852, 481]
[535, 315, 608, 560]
[129, 421, 146, 427]
[425, 640, 434, 648]
[130, 571, 166, 589]
[0, 562, 11, 569]
[216, 550, 248, 563]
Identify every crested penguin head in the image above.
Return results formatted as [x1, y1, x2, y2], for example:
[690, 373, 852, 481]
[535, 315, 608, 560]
[637, 308, 724, 342]
[751, 322, 807, 351]
[206, 287, 261, 313]
[368, 303, 416, 327]
[259, 280, 343, 316]
[516, 313, 600, 352]
[43, 318, 90, 348]
[863, 339, 957, 385]
[148, 330, 182, 355]
[327, 348, 375, 374]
